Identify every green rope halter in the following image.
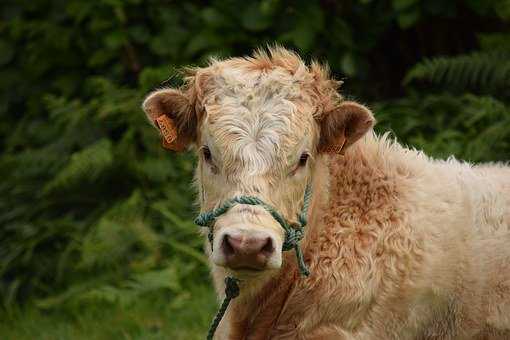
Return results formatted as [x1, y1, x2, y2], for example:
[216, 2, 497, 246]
[194, 184, 312, 340]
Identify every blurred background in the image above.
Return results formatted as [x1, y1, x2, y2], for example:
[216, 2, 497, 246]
[1, 0, 509, 339]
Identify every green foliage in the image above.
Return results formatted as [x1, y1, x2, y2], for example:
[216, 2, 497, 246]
[0, 0, 509, 337]
[404, 52, 510, 94]
[387, 29, 510, 162]
[0, 284, 216, 340]
[375, 94, 510, 162]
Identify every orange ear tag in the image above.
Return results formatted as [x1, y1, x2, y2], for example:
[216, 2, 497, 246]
[155, 115, 180, 150]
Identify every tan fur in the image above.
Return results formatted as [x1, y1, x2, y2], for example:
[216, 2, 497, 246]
[218, 136, 510, 340]
[142, 47, 510, 339]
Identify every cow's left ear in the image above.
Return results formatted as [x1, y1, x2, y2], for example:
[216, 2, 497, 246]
[317, 101, 375, 155]
[142, 88, 196, 151]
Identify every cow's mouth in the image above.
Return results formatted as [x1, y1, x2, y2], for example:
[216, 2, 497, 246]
[233, 266, 264, 271]
[225, 261, 269, 273]
[231, 267, 266, 276]
[228, 266, 275, 280]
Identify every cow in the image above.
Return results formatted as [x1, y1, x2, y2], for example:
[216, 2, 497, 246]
[142, 47, 510, 339]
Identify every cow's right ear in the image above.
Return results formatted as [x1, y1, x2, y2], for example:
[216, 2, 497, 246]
[142, 88, 196, 151]
[317, 101, 375, 155]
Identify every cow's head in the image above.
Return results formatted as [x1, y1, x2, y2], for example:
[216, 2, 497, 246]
[143, 48, 374, 279]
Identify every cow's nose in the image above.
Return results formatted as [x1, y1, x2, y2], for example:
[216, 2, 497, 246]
[221, 233, 274, 270]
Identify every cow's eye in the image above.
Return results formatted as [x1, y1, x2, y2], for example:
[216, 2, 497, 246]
[298, 153, 309, 167]
[202, 146, 212, 163]
[201, 146, 219, 173]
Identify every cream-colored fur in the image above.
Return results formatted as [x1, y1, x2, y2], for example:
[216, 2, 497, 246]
[214, 135, 510, 340]
[142, 47, 510, 339]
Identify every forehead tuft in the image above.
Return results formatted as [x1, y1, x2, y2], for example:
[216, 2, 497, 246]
[181, 46, 343, 117]
[202, 49, 312, 105]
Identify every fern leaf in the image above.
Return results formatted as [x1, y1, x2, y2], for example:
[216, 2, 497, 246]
[404, 52, 510, 92]
[43, 139, 113, 193]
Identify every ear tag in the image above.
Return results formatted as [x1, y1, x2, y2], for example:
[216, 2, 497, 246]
[155, 115, 177, 144]
[155, 115, 183, 150]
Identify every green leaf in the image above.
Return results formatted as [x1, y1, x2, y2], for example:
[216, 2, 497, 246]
[404, 51, 510, 91]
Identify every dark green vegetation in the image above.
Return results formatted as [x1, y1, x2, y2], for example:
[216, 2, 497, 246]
[1, 0, 509, 338]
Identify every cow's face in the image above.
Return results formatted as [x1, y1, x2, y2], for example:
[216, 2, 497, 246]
[143, 48, 374, 279]
[195, 67, 318, 276]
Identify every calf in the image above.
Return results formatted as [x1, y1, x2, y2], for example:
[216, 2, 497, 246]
[143, 47, 510, 339]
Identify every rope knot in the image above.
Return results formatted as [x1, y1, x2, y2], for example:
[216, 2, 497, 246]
[282, 227, 303, 251]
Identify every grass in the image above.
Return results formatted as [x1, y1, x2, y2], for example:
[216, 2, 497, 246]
[0, 284, 216, 340]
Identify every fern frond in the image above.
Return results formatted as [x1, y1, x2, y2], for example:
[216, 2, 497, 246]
[79, 191, 160, 270]
[43, 139, 113, 193]
[79, 219, 133, 269]
[404, 52, 510, 92]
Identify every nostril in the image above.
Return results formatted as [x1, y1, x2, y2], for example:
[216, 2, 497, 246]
[222, 235, 235, 256]
[260, 237, 274, 256]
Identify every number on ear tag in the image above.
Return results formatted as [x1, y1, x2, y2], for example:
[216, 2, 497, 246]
[155, 115, 178, 146]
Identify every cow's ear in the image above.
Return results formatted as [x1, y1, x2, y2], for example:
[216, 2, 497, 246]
[318, 101, 375, 155]
[142, 88, 196, 151]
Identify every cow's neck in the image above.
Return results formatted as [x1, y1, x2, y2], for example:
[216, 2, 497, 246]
[223, 153, 332, 339]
